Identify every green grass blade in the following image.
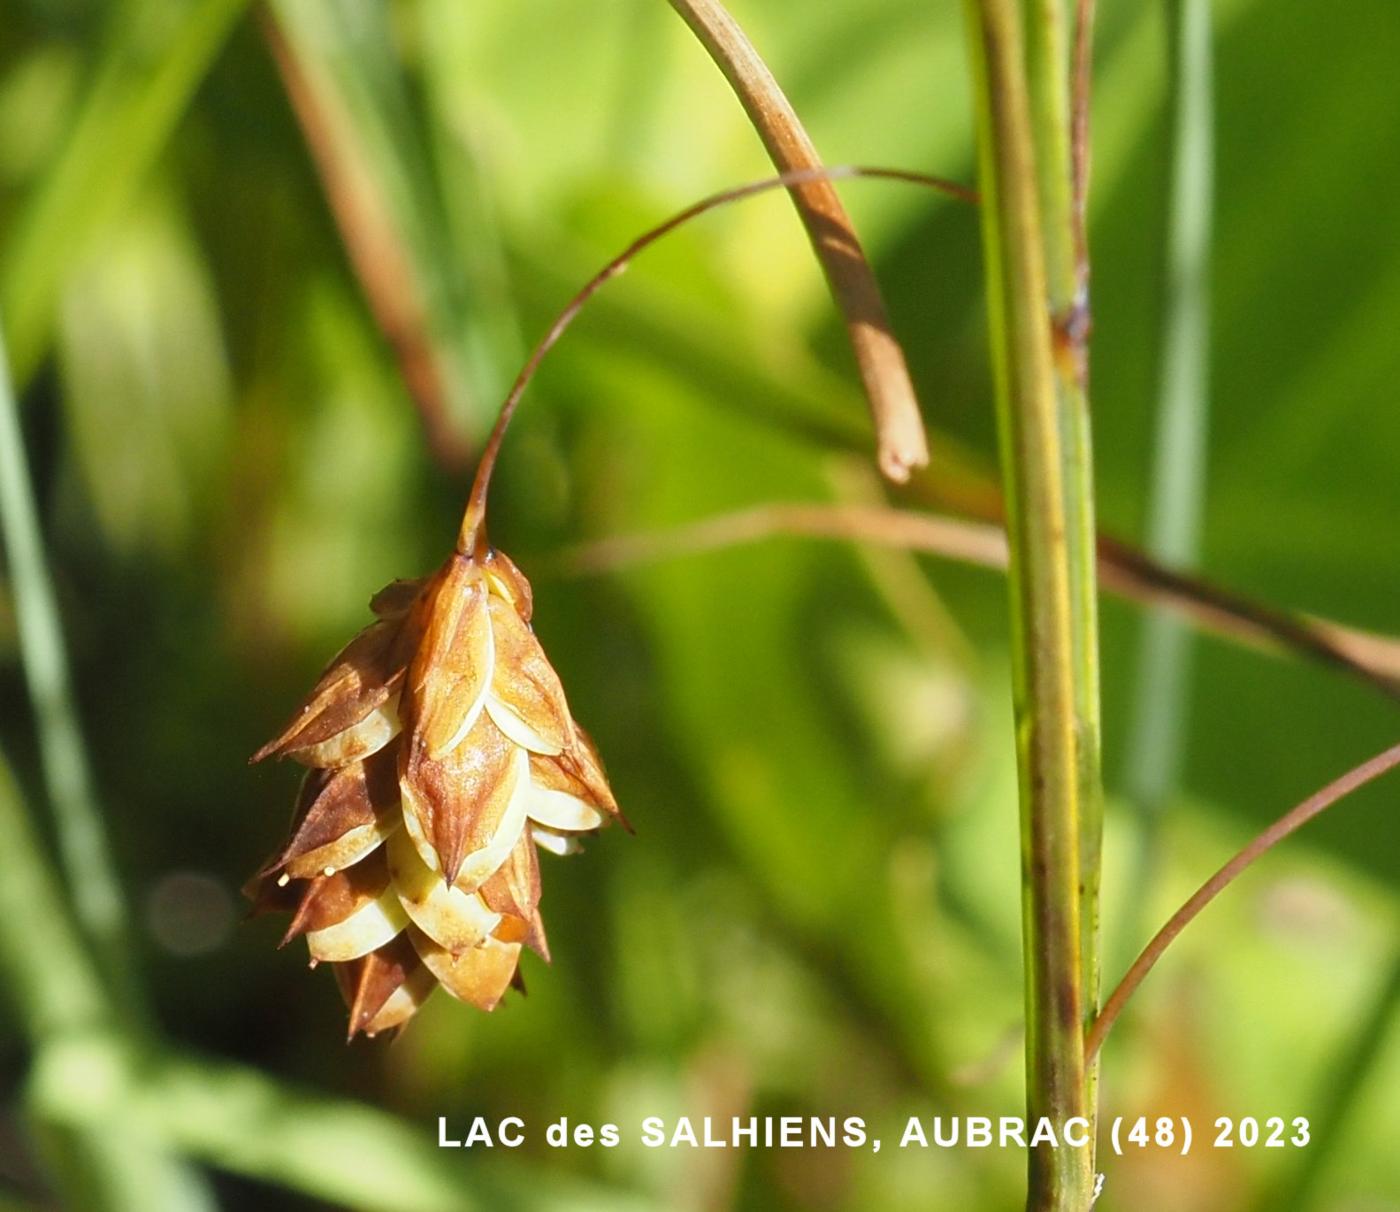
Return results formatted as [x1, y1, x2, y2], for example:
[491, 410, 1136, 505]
[1119, 0, 1214, 961]
[0, 320, 139, 1014]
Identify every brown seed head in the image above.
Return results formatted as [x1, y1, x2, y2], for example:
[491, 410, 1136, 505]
[248, 550, 622, 1037]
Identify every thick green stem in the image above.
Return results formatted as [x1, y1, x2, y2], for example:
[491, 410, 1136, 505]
[964, 0, 1101, 1206]
[1031, 0, 1105, 1137]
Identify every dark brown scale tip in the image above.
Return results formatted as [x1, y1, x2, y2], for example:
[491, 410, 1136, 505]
[530, 926, 551, 966]
[258, 758, 393, 880]
[243, 869, 300, 917]
[339, 936, 423, 1040]
[279, 875, 327, 948]
[250, 734, 294, 764]
[438, 848, 466, 890]
[347, 984, 376, 1044]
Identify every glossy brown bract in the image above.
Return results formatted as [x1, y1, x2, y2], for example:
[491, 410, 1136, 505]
[248, 551, 623, 1038]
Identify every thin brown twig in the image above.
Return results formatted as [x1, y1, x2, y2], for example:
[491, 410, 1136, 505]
[262, 10, 470, 472]
[1085, 739, 1400, 1062]
[456, 166, 974, 558]
[667, 0, 930, 484]
[558, 503, 1006, 576]
[552, 501, 1400, 697]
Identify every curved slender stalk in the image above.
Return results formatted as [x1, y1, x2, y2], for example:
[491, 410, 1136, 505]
[667, 0, 929, 483]
[455, 165, 974, 557]
[1086, 739, 1400, 1063]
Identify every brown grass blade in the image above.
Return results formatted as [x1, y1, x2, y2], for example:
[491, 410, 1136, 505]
[668, 0, 929, 482]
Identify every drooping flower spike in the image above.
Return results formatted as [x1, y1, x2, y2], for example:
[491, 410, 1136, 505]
[249, 165, 968, 1036]
[248, 549, 624, 1038]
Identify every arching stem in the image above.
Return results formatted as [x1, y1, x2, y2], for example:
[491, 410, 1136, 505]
[454, 164, 975, 558]
[1086, 738, 1400, 1063]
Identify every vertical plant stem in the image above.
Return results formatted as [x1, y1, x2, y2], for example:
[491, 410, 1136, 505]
[0, 321, 142, 1020]
[964, 0, 1101, 1206]
[1026, 0, 1105, 1130]
[1119, 0, 1214, 962]
[666, 0, 930, 482]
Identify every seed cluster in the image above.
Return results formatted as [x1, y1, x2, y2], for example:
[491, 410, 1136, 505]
[247, 549, 623, 1038]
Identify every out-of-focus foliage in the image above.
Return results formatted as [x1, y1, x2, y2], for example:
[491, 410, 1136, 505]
[0, 1, 1397, 1210]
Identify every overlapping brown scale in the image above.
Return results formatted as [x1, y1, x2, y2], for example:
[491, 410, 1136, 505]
[335, 934, 433, 1040]
[252, 619, 411, 764]
[480, 830, 548, 960]
[294, 700, 402, 769]
[407, 560, 494, 760]
[526, 751, 609, 832]
[407, 925, 521, 1012]
[567, 725, 618, 801]
[282, 850, 390, 941]
[484, 596, 571, 755]
[283, 851, 409, 963]
[482, 548, 533, 622]
[400, 709, 523, 883]
[385, 827, 503, 953]
[261, 751, 400, 881]
[542, 725, 628, 831]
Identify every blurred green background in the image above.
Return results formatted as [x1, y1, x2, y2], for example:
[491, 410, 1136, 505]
[1, 1, 1398, 1209]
